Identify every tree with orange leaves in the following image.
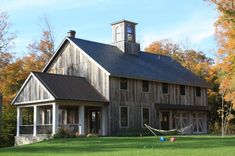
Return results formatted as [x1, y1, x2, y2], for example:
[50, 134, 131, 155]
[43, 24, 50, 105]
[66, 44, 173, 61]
[208, 0, 235, 135]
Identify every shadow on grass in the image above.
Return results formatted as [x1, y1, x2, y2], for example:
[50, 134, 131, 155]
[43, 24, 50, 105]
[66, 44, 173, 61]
[1, 136, 235, 154]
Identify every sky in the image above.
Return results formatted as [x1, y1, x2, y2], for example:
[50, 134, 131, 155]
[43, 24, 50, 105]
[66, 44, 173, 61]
[1, 0, 218, 58]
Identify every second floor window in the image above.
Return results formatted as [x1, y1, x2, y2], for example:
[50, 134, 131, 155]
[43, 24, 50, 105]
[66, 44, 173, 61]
[142, 80, 149, 92]
[196, 87, 201, 97]
[180, 85, 185, 95]
[162, 83, 168, 94]
[120, 78, 128, 90]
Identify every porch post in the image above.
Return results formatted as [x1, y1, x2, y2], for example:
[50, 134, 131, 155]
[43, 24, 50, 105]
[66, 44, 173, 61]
[101, 106, 107, 136]
[169, 111, 172, 129]
[79, 105, 85, 135]
[33, 105, 37, 136]
[16, 106, 21, 137]
[52, 103, 58, 135]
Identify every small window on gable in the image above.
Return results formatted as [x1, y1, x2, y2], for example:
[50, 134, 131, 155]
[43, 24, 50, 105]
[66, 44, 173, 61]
[162, 83, 168, 94]
[120, 78, 128, 90]
[196, 87, 201, 97]
[142, 107, 150, 127]
[180, 85, 185, 96]
[120, 106, 129, 128]
[142, 80, 149, 92]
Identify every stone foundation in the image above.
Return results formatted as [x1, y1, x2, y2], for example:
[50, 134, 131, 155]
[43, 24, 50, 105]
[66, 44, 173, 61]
[15, 134, 52, 146]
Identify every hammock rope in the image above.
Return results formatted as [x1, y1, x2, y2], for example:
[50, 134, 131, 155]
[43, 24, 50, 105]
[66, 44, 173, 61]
[144, 124, 192, 136]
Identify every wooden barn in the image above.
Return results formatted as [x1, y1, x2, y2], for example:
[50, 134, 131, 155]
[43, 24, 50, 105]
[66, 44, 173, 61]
[12, 20, 209, 145]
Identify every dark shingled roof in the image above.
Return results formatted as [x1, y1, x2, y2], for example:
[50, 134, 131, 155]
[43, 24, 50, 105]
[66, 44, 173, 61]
[33, 72, 108, 102]
[67, 37, 209, 88]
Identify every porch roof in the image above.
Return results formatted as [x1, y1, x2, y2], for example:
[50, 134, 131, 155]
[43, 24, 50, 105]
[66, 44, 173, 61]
[155, 103, 210, 111]
[33, 72, 108, 103]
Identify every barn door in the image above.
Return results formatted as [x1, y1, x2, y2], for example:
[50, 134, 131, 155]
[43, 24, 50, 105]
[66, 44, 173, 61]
[160, 112, 169, 130]
[192, 112, 204, 133]
[173, 111, 190, 133]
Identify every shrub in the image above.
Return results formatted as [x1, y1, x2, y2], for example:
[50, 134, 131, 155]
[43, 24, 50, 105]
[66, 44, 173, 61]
[53, 128, 75, 139]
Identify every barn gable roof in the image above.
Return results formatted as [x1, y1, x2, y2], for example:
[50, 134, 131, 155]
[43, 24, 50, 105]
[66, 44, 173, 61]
[43, 37, 209, 88]
[12, 72, 108, 105]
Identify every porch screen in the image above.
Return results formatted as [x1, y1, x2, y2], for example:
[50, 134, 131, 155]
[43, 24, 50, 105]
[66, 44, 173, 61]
[120, 106, 128, 127]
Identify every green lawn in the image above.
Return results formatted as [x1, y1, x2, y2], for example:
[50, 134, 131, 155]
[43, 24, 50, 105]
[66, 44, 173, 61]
[0, 135, 235, 156]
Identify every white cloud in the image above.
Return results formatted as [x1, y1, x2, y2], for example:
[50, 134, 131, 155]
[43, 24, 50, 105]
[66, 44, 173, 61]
[140, 16, 216, 49]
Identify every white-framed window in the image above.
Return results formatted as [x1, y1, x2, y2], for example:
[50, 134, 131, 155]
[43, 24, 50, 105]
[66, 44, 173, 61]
[119, 106, 129, 128]
[141, 107, 150, 128]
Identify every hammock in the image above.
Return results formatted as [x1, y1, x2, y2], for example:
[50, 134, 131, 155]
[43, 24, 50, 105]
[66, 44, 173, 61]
[144, 124, 192, 136]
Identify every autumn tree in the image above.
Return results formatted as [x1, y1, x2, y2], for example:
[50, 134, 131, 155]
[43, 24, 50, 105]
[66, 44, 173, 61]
[145, 39, 213, 79]
[0, 11, 16, 147]
[27, 15, 55, 69]
[145, 39, 181, 57]
[0, 11, 15, 68]
[208, 0, 235, 134]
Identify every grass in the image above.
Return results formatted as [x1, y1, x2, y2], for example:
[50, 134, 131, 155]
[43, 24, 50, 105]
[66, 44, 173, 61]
[0, 135, 235, 156]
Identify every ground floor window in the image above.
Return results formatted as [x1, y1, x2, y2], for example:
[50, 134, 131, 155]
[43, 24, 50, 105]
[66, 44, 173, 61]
[21, 107, 34, 125]
[59, 106, 79, 125]
[119, 106, 129, 128]
[142, 107, 150, 127]
[38, 106, 52, 125]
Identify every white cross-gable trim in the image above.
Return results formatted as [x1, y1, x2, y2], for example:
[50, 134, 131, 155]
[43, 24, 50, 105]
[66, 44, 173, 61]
[11, 72, 55, 105]
[42, 37, 110, 76]
[42, 37, 67, 72]
[66, 37, 110, 76]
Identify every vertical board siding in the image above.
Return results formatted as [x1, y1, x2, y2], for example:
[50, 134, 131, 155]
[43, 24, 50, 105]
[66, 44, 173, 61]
[48, 42, 109, 100]
[15, 76, 53, 103]
[109, 77, 208, 135]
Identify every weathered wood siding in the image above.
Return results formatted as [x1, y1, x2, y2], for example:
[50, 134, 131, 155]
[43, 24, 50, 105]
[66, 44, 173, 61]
[48, 41, 109, 100]
[108, 77, 208, 135]
[15, 75, 53, 104]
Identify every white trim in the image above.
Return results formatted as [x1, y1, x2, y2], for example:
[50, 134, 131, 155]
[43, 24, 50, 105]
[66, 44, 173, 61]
[141, 107, 150, 128]
[33, 105, 37, 136]
[42, 37, 110, 76]
[14, 99, 54, 105]
[52, 103, 58, 135]
[16, 106, 21, 136]
[11, 73, 33, 105]
[18, 103, 53, 108]
[119, 106, 129, 128]
[67, 37, 110, 76]
[31, 73, 55, 99]
[12, 72, 55, 105]
[42, 37, 68, 72]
